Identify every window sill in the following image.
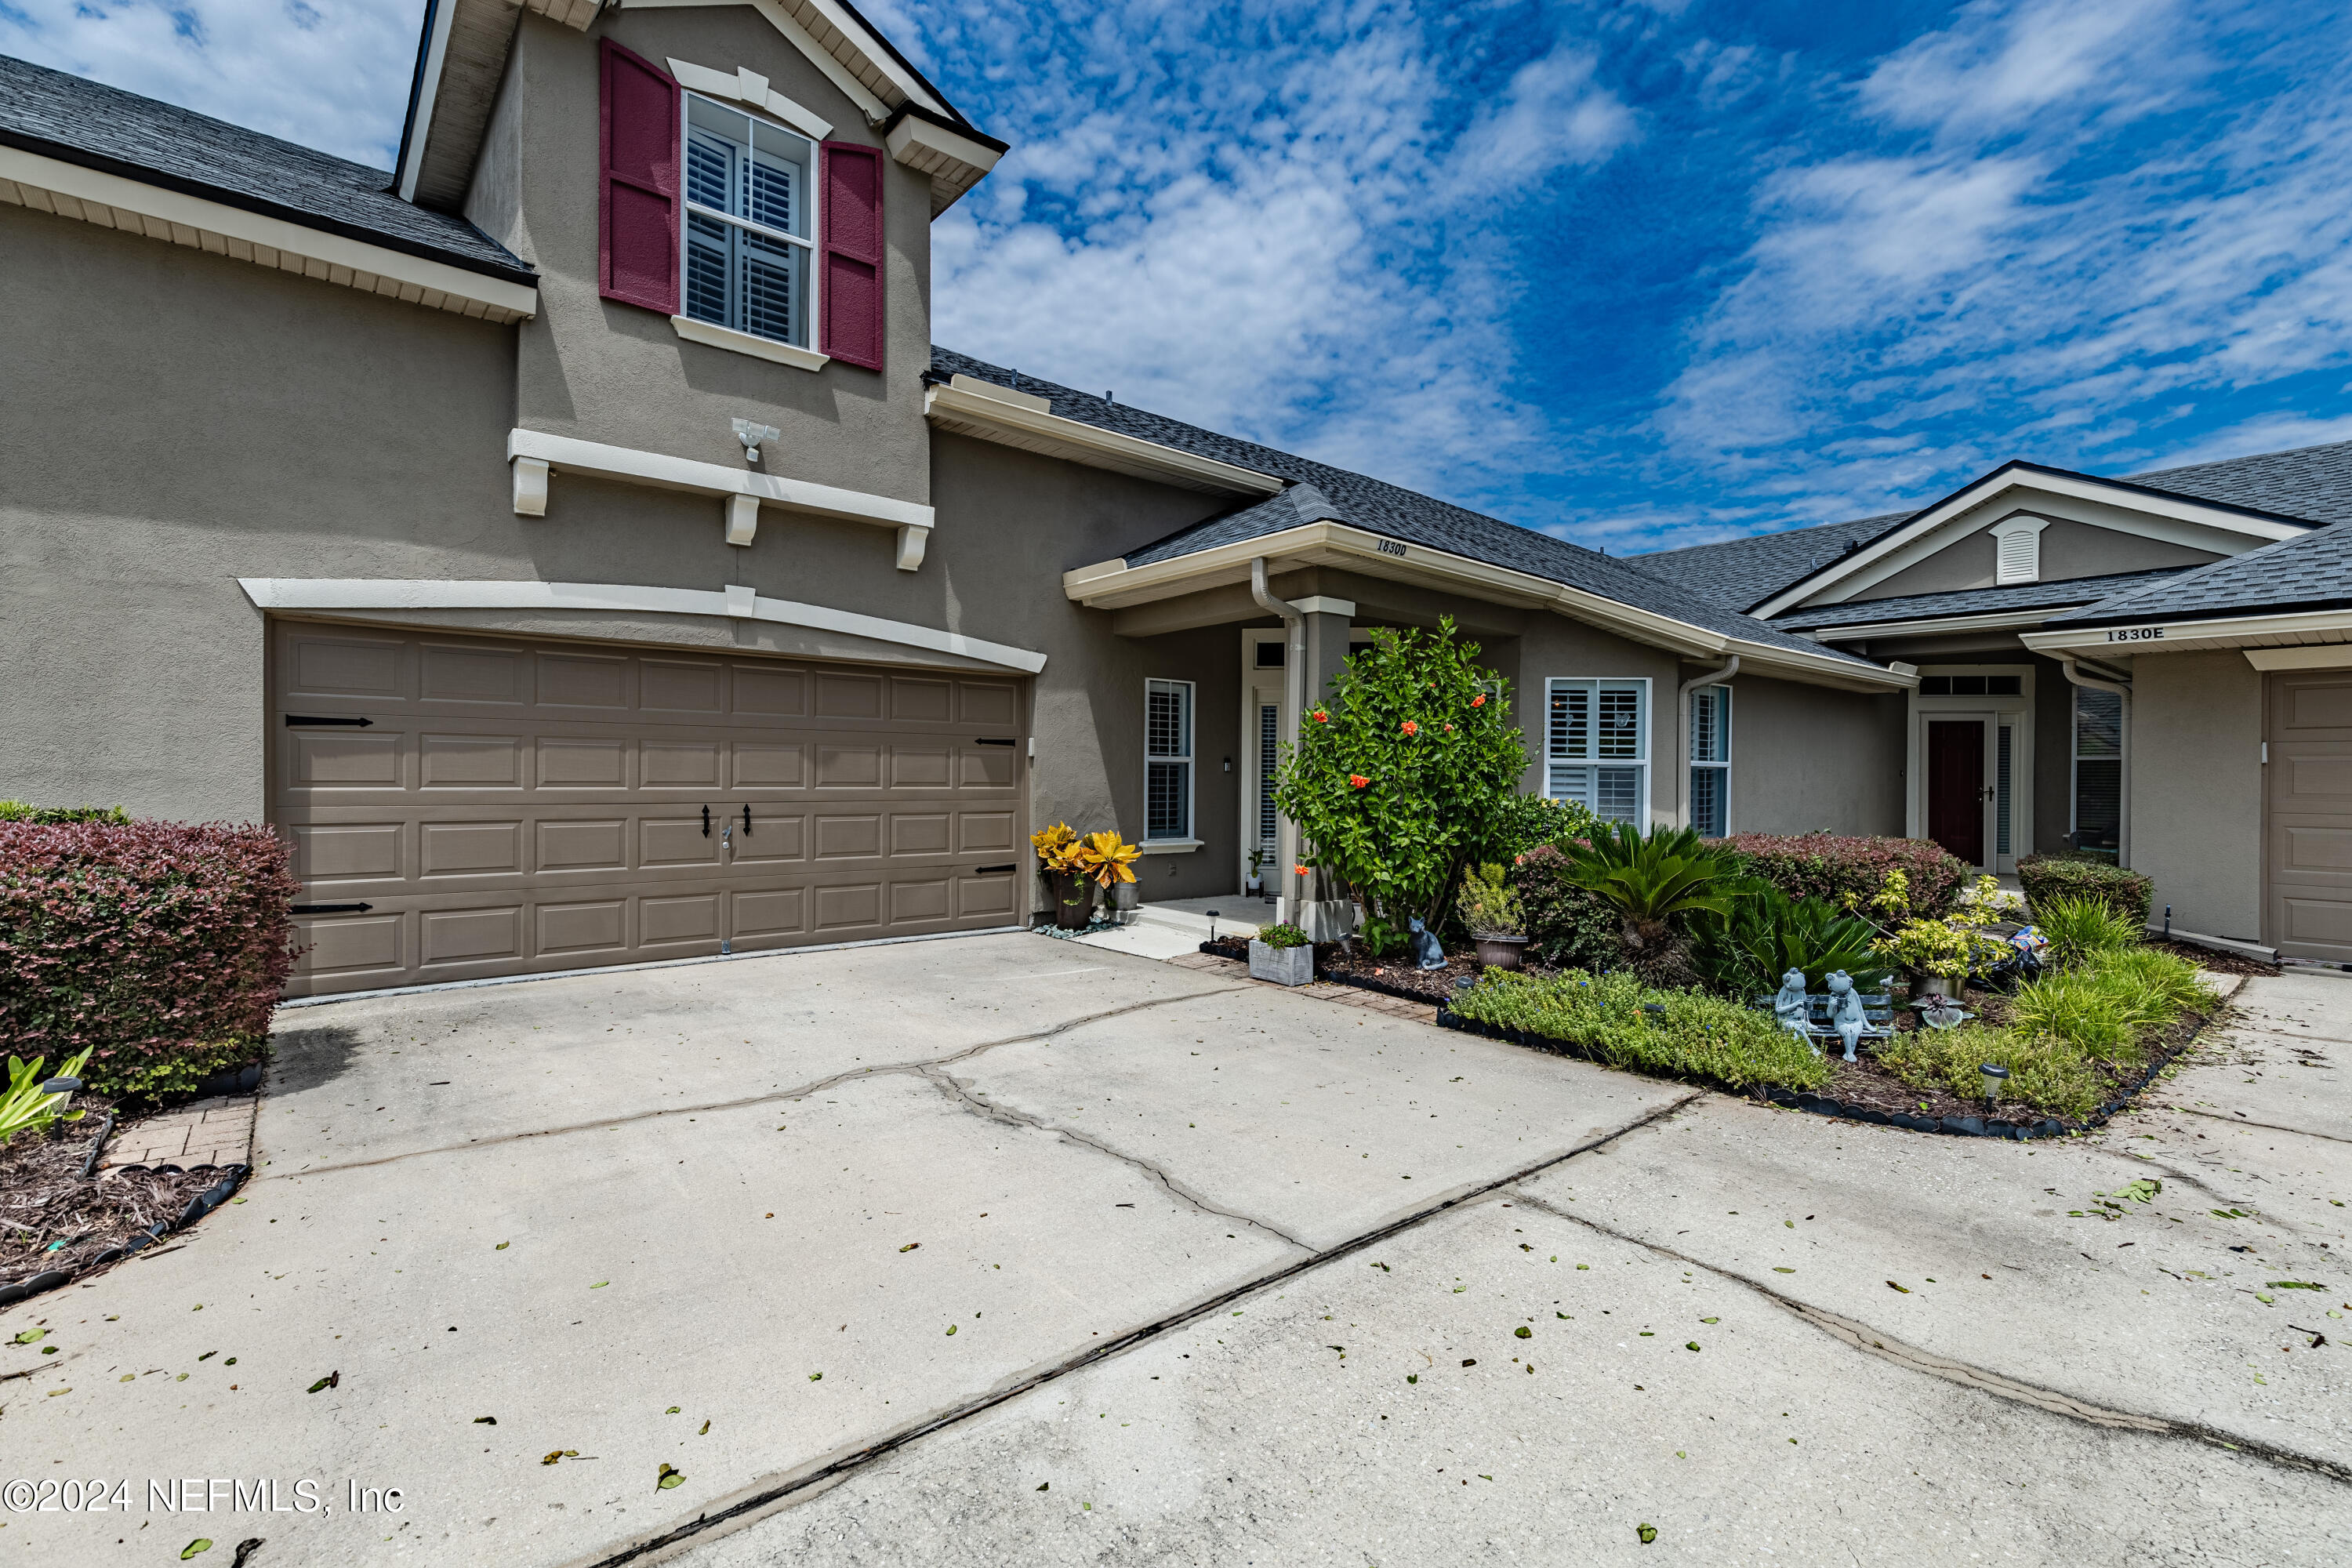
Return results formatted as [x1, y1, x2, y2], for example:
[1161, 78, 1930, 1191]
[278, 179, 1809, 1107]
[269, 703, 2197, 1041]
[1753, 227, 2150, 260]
[670, 315, 829, 373]
[1138, 838, 1203, 855]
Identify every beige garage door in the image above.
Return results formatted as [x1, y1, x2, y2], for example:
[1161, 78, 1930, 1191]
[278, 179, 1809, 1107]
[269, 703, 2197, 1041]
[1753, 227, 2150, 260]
[273, 622, 1029, 997]
[2267, 670, 2352, 963]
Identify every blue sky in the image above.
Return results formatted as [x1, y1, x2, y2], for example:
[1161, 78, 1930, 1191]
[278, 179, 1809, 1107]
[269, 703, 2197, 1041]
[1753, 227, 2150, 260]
[10, 0, 2352, 554]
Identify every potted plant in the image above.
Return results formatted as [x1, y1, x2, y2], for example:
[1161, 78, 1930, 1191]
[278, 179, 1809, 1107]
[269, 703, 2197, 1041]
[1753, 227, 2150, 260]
[1249, 921, 1315, 985]
[1862, 873, 2009, 1000]
[1246, 847, 1268, 898]
[1457, 862, 1528, 970]
[1031, 822, 1094, 929]
[1073, 829, 1142, 924]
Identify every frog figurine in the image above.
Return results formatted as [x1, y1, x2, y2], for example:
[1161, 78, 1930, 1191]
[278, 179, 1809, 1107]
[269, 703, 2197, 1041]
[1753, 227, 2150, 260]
[1773, 968, 1813, 1048]
[1824, 969, 1868, 1063]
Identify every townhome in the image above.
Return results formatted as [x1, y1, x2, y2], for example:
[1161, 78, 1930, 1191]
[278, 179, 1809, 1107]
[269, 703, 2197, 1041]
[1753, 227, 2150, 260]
[5, 2, 2349, 991]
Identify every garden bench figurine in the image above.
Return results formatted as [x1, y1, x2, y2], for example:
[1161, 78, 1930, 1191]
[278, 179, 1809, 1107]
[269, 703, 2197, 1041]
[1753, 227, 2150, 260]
[1825, 970, 1872, 1062]
[1773, 969, 1811, 1040]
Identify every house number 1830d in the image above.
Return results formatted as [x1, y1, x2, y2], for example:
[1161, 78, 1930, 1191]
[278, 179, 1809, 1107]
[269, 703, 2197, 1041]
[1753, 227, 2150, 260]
[2105, 626, 2165, 642]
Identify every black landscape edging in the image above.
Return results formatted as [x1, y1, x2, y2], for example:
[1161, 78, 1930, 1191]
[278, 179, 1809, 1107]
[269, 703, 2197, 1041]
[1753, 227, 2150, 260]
[0, 1163, 249, 1309]
[1432, 1007, 2197, 1142]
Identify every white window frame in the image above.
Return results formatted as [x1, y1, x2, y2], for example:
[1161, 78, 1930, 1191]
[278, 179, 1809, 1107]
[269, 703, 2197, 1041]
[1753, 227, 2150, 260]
[2070, 684, 2124, 854]
[679, 91, 821, 356]
[1144, 677, 1196, 844]
[1688, 684, 1731, 837]
[1546, 677, 1650, 828]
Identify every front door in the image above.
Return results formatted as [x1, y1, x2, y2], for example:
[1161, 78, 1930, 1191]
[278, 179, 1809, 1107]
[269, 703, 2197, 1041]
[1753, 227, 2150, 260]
[2267, 671, 2352, 961]
[1927, 717, 1991, 868]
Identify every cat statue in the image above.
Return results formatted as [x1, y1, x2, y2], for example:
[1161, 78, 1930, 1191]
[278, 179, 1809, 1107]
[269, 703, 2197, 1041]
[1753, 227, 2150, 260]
[1824, 969, 1869, 1063]
[1407, 916, 1446, 971]
[1773, 968, 1813, 1047]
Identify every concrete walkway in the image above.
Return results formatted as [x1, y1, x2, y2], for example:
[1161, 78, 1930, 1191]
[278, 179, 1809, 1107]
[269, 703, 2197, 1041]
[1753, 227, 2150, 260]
[5, 949, 2347, 1565]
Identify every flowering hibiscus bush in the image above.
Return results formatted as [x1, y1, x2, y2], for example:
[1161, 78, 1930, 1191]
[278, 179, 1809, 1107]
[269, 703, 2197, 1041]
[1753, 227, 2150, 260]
[1271, 618, 1528, 938]
[0, 819, 300, 1101]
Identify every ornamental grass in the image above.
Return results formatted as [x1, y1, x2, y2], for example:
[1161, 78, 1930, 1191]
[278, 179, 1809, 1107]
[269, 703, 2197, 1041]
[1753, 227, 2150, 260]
[1450, 969, 1830, 1091]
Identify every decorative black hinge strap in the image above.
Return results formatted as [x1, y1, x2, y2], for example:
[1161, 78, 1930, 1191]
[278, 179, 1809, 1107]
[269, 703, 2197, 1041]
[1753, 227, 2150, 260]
[284, 715, 373, 727]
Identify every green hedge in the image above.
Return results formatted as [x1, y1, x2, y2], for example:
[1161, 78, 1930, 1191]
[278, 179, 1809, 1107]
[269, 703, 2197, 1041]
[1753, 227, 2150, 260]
[2017, 853, 2154, 927]
[1722, 833, 1967, 920]
[1508, 844, 1624, 972]
[0, 802, 129, 824]
[1450, 969, 1829, 1091]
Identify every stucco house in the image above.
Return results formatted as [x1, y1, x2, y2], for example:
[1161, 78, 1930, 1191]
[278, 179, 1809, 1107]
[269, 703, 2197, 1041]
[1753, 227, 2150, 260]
[3, 2, 2347, 994]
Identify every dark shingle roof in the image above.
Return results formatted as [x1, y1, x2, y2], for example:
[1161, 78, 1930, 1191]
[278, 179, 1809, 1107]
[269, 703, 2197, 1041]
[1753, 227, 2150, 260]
[2045, 523, 2352, 628]
[929, 347, 1882, 670]
[1631, 514, 1910, 613]
[1769, 569, 2191, 632]
[0, 53, 532, 284]
[1637, 440, 2352, 615]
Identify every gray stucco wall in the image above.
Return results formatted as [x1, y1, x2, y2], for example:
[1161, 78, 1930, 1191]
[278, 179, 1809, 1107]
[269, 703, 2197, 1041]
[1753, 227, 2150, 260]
[1506, 618, 1679, 821]
[506, 9, 936, 502]
[2130, 652, 2263, 942]
[1725, 677, 1906, 836]
[1844, 515, 2221, 602]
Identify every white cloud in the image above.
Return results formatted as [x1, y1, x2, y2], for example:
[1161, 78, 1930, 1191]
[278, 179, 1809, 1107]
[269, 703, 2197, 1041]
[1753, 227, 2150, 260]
[0, 0, 416, 166]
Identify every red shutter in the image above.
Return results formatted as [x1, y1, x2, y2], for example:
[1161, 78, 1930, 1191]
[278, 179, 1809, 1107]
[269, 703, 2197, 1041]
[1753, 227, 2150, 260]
[821, 141, 885, 370]
[599, 40, 679, 314]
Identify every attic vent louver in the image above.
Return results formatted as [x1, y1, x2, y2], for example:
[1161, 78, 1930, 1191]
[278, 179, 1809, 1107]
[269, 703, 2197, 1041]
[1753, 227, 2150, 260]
[1990, 517, 2049, 585]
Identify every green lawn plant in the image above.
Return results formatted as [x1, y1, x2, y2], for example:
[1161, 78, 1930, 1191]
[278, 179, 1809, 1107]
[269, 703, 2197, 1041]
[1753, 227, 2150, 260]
[1, 1047, 92, 1146]
[1271, 619, 1527, 949]
[1552, 822, 1757, 987]
[1450, 969, 1828, 1091]
[2033, 893, 2138, 970]
[1697, 888, 1890, 997]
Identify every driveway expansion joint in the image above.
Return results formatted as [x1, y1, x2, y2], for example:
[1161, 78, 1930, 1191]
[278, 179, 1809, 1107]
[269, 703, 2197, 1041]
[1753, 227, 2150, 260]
[2156, 1103, 2352, 1146]
[1501, 1189, 2352, 1489]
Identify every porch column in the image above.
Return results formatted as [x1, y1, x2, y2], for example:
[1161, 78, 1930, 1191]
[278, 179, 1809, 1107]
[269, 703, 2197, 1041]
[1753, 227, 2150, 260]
[1278, 597, 1355, 937]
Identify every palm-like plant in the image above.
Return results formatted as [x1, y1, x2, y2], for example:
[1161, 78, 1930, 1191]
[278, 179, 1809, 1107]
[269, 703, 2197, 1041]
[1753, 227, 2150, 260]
[1697, 890, 1891, 997]
[1559, 822, 1757, 985]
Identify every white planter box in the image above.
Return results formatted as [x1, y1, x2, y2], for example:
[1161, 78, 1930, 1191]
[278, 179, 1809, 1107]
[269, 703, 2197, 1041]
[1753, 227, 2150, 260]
[1248, 939, 1314, 986]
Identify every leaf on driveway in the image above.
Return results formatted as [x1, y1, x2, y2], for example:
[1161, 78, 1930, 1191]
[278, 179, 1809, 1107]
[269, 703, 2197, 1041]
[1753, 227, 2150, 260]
[1636, 1524, 1657, 1544]
[946, 1325, 957, 1336]
[1773, 1268, 1795, 1274]
[591, 1282, 608, 1290]
[307, 1372, 339, 1393]
[495, 1242, 509, 1250]
[699, 1420, 710, 1435]
[2269, 1281, 2327, 1290]
[1686, 1342, 1701, 1352]
[1513, 1327, 1530, 1338]
[473, 1417, 496, 1425]
[1461, 1358, 1476, 1367]
[542, 1450, 579, 1465]
[1887, 1281, 1911, 1294]
[898, 1243, 920, 1253]
[1700, 1317, 1719, 1324]
[808, 1372, 822, 1381]
[666, 1406, 681, 1414]
[13, 1328, 45, 1344]
[655, 1464, 684, 1491]
[181, 1541, 212, 1560]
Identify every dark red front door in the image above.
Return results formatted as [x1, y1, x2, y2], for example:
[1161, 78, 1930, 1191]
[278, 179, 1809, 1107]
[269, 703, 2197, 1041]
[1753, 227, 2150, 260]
[1927, 720, 1985, 866]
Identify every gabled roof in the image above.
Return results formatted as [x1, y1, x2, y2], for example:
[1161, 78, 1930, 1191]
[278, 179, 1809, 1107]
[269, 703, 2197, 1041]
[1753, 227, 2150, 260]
[1639, 440, 2352, 616]
[930, 348, 1889, 677]
[2043, 522, 2352, 630]
[1769, 568, 2191, 634]
[0, 50, 532, 284]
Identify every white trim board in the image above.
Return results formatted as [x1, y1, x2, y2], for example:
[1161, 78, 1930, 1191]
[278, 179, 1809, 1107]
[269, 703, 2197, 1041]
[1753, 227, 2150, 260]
[2024, 608, 2352, 655]
[2246, 645, 2352, 671]
[0, 146, 538, 323]
[666, 57, 833, 140]
[926, 380, 1284, 496]
[1754, 466, 2310, 619]
[238, 579, 1048, 673]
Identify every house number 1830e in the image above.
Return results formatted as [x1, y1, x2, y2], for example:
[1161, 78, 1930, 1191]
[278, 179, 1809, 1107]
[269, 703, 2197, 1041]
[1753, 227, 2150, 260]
[2106, 626, 2165, 642]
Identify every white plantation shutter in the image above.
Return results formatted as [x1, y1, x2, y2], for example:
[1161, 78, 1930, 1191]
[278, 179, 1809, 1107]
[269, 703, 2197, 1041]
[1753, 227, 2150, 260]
[1145, 679, 1194, 840]
[1547, 677, 1649, 826]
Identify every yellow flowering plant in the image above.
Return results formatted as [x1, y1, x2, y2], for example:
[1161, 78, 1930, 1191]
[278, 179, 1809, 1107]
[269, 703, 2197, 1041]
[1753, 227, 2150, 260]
[1029, 822, 1083, 874]
[1072, 831, 1142, 888]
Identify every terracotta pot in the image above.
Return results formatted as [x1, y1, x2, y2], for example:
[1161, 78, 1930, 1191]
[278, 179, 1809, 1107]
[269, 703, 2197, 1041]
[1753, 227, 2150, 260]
[1475, 935, 1530, 970]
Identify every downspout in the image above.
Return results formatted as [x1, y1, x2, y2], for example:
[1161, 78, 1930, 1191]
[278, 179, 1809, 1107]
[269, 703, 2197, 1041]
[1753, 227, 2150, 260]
[2056, 654, 2132, 869]
[1675, 656, 1738, 832]
[1250, 557, 1309, 916]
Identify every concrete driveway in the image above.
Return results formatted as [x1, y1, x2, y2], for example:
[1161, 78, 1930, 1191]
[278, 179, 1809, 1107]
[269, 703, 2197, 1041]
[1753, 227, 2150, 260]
[3, 942, 2347, 1566]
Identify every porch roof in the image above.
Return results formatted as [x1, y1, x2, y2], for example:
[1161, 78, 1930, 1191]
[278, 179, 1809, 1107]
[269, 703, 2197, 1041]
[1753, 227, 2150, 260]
[2042, 520, 2352, 631]
[1769, 568, 2192, 635]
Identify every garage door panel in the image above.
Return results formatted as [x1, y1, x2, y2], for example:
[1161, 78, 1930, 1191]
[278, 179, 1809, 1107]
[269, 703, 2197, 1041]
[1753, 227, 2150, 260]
[422, 906, 524, 966]
[421, 734, 522, 788]
[540, 738, 629, 787]
[2281, 822, 2352, 875]
[2285, 681, 2352, 731]
[287, 632, 405, 700]
[292, 822, 404, 881]
[293, 730, 404, 788]
[421, 821, 523, 877]
[274, 624, 1027, 996]
[538, 899, 628, 956]
[421, 642, 527, 705]
[2270, 673, 2352, 961]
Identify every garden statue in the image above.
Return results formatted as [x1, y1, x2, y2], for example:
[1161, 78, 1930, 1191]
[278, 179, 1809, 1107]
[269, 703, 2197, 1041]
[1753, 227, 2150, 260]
[1773, 969, 1812, 1044]
[1917, 993, 1973, 1030]
[1407, 916, 1446, 971]
[1825, 970, 1868, 1063]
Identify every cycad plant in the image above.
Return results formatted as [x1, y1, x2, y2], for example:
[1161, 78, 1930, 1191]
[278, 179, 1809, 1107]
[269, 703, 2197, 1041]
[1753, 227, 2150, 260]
[1559, 822, 1757, 986]
[1697, 889, 1890, 997]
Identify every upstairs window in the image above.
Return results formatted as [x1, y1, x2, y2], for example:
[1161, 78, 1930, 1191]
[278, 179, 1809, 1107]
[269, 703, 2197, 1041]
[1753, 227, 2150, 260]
[1145, 679, 1195, 840]
[1548, 677, 1648, 826]
[683, 95, 815, 349]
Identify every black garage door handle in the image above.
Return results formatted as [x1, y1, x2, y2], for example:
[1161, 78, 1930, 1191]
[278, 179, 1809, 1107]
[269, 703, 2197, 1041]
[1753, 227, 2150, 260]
[975, 864, 1016, 875]
[285, 714, 373, 727]
[975, 737, 1018, 746]
[292, 902, 373, 914]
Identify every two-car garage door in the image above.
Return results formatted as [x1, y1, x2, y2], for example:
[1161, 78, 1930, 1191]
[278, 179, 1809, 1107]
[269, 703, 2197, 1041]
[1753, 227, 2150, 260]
[274, 623, 1028, 997]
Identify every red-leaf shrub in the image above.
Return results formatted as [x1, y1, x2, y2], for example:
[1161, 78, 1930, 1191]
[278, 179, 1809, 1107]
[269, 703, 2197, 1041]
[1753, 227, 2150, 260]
[0, 820, 300, 1100]
[2016, 853, 2154, 927]
[1720, 833, 1968, 921]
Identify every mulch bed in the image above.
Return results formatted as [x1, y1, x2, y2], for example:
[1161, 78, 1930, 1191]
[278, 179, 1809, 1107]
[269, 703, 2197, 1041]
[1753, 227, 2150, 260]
[1, 1100, 234, 1302]
[1198, 934, 1549, 1004]
[2149, 938, 2278, 977]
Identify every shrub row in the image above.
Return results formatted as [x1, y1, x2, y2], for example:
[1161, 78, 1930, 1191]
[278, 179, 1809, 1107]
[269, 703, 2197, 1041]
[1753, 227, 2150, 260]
[1719, 833, 1969, 920]
[0, 820, 299, 1101]
[0, 802, 127, 824]
[2017, 853, 2154, 927]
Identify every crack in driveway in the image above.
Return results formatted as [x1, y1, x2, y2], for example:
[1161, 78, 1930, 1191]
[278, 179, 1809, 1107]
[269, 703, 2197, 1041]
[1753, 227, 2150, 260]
[1501, 1189, 2352, 1489]
[913, 1062, 1313, 1251]
[578, 1090, 1708, 1567]
[267, 985, 1250, 1181]
[2153, 1103, 2352, 1147]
